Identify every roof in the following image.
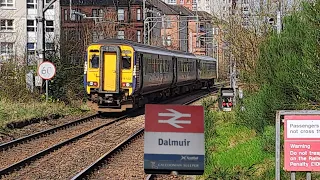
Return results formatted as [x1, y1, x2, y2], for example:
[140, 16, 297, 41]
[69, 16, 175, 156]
[60, 0, 143, 6]
[192, 11, 213, 20]
[145, 0, 179, 15]
[167, 5, 193, 16]
[61, 0, 179, 15]
[196, 55, 217, 62]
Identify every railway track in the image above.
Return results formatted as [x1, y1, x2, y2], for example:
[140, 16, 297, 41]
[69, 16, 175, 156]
[0, 83, 224, 179]
[71, 88, 221, 180]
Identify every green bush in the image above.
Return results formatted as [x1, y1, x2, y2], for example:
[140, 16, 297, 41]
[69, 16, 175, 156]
[46, 53, 86, 104]
[237, 0, 320, 133]
[0, 60, 39, 102]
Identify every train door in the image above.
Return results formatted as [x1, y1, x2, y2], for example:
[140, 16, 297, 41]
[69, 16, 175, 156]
[100, 46, 121, 93]
[172, 57, 177, 85]
[138, 53, 143, 91]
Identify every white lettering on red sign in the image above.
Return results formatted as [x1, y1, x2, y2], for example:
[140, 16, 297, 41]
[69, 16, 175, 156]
[284, 116, 320, 171]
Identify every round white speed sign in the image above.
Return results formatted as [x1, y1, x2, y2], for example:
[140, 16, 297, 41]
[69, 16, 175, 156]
[38, 61, 56, 80]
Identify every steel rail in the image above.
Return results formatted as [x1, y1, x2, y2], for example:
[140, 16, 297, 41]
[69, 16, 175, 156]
[145, 174, 155, 180]
[0, 113, 129, 177]
[71, 87, 223, 180]
[0, 114, 99, 151]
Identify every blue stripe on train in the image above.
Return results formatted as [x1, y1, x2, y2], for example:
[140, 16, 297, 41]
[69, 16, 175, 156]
[83, 54, 87, 92]
[132, 52, 136, 94]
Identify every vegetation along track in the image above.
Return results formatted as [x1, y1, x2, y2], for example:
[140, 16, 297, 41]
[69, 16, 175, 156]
[71, 87, 222, 180]
[0, 83, 224, 179]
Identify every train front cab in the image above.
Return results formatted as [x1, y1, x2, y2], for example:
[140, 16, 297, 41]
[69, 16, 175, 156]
[86, 44, 134, 112]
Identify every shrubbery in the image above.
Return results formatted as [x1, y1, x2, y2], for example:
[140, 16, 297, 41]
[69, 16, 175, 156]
[0, 51, 86, 106]
[236, 0, 320, 133]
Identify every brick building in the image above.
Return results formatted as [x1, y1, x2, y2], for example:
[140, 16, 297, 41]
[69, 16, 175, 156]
[59, 0, 149, 62]
[60, 0, 193, 61]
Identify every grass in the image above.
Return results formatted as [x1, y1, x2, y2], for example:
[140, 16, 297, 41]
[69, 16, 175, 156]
[200, 97, 320, 180]
[200, 98, 275, 179]
[0, 99, 91, 131]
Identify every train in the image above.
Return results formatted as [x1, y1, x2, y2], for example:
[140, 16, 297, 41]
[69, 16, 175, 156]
[83, 39, 217, 113]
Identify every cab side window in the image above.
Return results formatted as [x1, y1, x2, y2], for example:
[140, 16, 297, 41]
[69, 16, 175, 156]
[122, 56, 131, 69]
[90, 54, 99, 68]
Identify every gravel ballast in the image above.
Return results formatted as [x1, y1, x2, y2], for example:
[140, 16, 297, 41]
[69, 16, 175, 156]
[2, 116, 145, 180]
[0, 118, 111, 170]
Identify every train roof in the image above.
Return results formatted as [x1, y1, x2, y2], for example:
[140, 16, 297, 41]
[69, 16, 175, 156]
[94, 39, 216, 61]
[195, 55, 217, 62]
[95, 39, 197, 59]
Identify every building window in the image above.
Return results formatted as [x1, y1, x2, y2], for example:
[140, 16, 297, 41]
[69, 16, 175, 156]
[167, 35, 171, 46]
[45, 20, 54, 32]
[92, 9, 103, 17]
[64, 9, 68, 21]
[137, 9, 141, 21]
[92, 9, 98, 17]
[0, 19, 13, 31]
[0, 42, 14, 55]
[163, 35, 171, 46]
[45, 0, 53, 9]
[117, 31, 124, 39]
[27, 20, 36, 31]
[45, 43, 54, 50]
[27, 43, 35, 50]
[165, 17, 171, 28]
[167, 0, 176, 3]
[0, 0, 14, 7]
[27, 0, 36, 9]
[70, 9, 82, 21]
[70, 10, 76, 21]
[137, 30, 141, 43]
[118, 9, 124, 21]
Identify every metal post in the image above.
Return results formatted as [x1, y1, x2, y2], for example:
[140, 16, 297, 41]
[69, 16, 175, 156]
[163, 15, 166, 47]
[195, 0, 199, 53]
[275, 111, 281, 180]
[229, 54, 232, 87]
[306, 172, 311, 180]
[277, 0, 282, 34]
[37, 0, 44, 90]
[46, 79, 48, 102]
[291, 172, 295, 180]
[147, 22, 151, 45]
[143, 0, 146, 44]
[232, 57, 236, 106]
[69, 0, 72, 19]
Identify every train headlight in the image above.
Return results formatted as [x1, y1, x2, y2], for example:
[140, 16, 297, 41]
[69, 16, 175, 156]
[88, 81, 98, 87]
[122, 82, 132, 87]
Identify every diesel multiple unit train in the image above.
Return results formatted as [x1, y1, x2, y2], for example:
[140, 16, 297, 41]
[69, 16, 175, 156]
[84, 39, 217, 112]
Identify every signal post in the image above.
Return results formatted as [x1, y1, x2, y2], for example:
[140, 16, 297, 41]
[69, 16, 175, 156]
[36, 0, 57, 90]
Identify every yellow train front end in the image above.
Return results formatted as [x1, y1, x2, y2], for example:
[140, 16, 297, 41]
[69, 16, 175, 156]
[84, 42, 135, 112]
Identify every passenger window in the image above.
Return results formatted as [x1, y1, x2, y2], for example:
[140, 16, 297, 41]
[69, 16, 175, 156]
[90, 54, 99, 68]
[122, 56, 131, 69]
